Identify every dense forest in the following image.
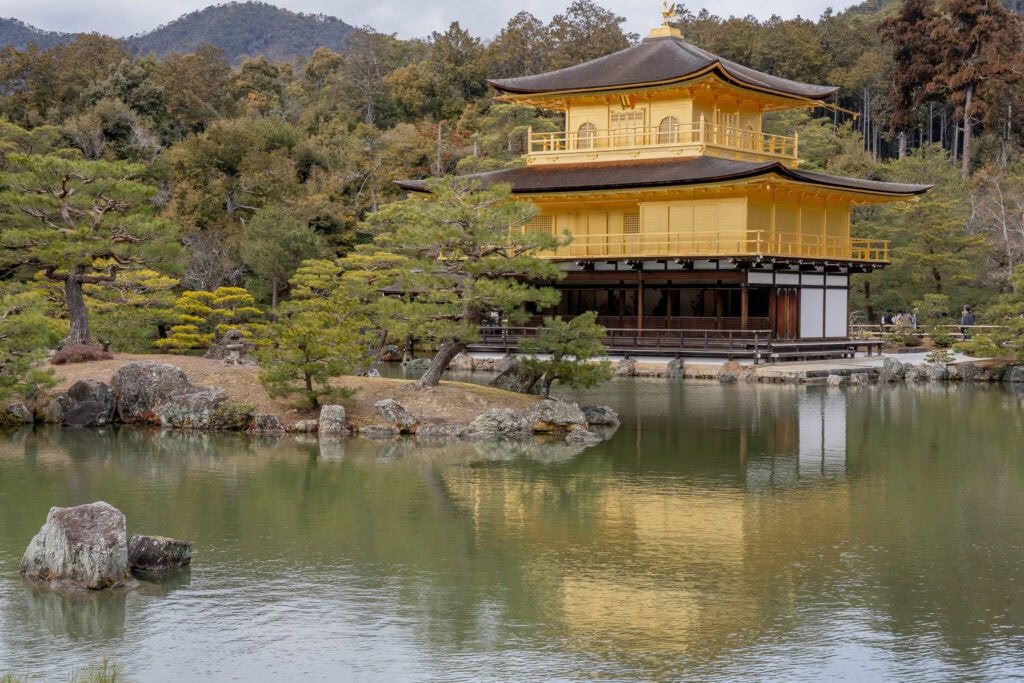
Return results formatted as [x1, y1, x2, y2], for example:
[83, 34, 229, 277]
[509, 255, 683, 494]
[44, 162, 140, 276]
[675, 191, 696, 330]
[3, 0, 1024, 399]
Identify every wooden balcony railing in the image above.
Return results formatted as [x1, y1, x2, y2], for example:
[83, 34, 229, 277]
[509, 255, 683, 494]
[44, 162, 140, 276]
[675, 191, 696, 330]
[528, 116, 798, 161]
[473, 325, 773, 358]
[514, 228, 889, 263]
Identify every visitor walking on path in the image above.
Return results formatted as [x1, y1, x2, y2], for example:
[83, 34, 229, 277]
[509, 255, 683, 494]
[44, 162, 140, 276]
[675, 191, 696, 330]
[960, 305, 975, 338]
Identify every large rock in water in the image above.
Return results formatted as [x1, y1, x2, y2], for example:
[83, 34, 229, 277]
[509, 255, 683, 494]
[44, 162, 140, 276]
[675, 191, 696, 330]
[523, 399, 588, 433]
[374, 399, 419, 432]
[1004, 366, 1024, 383]
[5, 401, 34, 424]
[318, 405, 349, 436]
[46, 379, 115, 428]
[20, 501, 136, 590]
[565, 425, 604, 445]
[110, 362, 191, 422]
[613, 358, 636, 377]
[581, 404, 620, 426]
[449, 352, 475, 371]
[488, 362, 542, 393]
[952, 362, 988, 382]
[880, 358, 907, 383]
[155, 387, 228, 428]
[665, 357, 685, 379]
[464, 408, 532, 439]
[402, 358, 431, 371]
[127, 534, 192, 572]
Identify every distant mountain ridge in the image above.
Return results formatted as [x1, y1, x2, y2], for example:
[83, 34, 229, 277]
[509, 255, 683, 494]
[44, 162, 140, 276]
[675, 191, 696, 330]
[0, 1, 355, 64]
[0, 17, 72, 50]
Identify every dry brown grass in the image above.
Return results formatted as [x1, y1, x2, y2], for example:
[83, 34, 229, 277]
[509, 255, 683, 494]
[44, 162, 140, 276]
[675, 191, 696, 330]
[41, 353, 538, 428]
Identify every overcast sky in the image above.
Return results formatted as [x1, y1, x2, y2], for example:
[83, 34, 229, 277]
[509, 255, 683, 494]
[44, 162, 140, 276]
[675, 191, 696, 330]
[0, 0, 856, 42]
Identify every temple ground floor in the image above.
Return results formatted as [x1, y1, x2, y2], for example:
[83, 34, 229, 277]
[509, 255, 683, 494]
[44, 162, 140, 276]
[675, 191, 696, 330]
[475, 257, 882, 361]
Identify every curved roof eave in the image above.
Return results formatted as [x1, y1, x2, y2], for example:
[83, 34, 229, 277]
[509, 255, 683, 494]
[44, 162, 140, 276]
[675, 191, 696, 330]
[396, 158, 932, 198]
[490, 63, 838, 104]
[489, 35, 837, 101]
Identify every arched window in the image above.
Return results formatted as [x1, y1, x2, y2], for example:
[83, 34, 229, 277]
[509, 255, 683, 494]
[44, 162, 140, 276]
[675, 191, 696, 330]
[577, 123, 597, 150]
[658, 116, 680, 144]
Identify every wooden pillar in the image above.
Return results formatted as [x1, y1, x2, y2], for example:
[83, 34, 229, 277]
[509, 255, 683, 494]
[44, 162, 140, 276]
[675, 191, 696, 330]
[618, 282, 625, 328]
[666, 284, 673, 328]
[741, 286, 749, 330]
[637, 271, 644, 331]
[715, 288, 724, 331]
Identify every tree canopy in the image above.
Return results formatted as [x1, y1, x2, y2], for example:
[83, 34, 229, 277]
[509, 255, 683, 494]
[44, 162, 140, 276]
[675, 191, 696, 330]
[0, 153, 181, 346]
[361, 177, 566, 387]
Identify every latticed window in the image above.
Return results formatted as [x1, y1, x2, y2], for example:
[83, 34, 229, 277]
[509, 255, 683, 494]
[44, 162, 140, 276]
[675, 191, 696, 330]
[658, 116, 680, 144]
[624, 213, 640, 234]
[526, 215, 554, 234]
[611, 111, 643, 146]
[577, 123, 596, 150]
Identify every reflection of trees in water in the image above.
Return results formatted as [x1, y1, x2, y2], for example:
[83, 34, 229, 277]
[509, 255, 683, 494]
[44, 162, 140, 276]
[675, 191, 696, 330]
[3, 384, 1024, 675]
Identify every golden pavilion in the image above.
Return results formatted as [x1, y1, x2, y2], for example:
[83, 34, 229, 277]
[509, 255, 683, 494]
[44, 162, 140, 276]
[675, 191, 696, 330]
[399, 16, 929, 357]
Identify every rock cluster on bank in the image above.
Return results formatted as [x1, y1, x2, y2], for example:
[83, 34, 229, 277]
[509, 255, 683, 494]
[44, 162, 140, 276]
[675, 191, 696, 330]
[42, 361, 230, 429]
[313, 398, 614, 445]
[434, 351, 1024, 386]
[20, 501, 191, 591]
[30, 360, 618, 448]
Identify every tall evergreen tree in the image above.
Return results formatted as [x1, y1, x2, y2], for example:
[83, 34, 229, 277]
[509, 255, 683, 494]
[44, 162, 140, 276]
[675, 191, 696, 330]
[361, 178, 566, 388]
[0, 153, 181, 346]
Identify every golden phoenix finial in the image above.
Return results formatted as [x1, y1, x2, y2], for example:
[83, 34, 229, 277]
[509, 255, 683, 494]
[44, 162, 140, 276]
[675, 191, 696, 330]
[661, 1, 679, 26]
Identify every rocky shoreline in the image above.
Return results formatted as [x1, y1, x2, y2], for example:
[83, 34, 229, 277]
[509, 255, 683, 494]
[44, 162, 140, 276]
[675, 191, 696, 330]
[2, 360, 618, 447]
[4, 351, 1022, 432]
[446, 352, 1024, 385]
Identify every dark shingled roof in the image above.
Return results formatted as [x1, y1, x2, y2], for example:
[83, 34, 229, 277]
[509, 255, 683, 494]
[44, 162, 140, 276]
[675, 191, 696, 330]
[397, 157, 932, 197]
[489, 34, 837, 100]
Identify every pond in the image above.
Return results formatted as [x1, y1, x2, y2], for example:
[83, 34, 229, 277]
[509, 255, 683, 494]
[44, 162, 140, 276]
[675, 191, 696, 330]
[2, 379, 1023, 681]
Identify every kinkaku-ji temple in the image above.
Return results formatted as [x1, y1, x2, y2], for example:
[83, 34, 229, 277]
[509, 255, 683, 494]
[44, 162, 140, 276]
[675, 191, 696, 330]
[399, 9, 931, 361]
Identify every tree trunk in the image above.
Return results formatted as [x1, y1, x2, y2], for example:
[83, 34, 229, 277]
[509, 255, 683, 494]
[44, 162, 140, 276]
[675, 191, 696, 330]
[961, 83, 974, 181]
[305, 372, 318, 409]
[271, 279, 279, 312]
[415, 338, 465, 388]
[65, 275, 90, 347]
[402, 334, 415, 363]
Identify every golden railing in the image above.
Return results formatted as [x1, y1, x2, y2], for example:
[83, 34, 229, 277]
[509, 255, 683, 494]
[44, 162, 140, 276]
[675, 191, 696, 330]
[519, 229, 888, 262]
[528, 116, 798, 160]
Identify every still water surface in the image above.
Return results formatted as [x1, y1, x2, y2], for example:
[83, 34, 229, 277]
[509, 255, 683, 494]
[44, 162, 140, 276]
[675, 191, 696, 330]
[1, 379, 1023, 681]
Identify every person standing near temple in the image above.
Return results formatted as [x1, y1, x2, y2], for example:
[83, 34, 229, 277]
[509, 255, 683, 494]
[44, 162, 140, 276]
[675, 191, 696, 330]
[960, 305, 975, 338]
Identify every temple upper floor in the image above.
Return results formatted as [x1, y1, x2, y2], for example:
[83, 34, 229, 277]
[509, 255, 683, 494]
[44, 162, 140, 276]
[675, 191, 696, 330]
[490, 26, 837, 168]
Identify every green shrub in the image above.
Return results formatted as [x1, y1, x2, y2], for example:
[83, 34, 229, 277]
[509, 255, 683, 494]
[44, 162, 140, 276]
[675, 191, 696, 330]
[930, 333, 955, 348]
[925, 349, 955, 365]
[209, 403, 257, 431]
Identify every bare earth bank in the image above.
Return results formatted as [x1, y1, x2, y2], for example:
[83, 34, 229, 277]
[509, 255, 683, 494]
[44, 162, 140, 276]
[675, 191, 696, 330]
[42, 354, 539, 429]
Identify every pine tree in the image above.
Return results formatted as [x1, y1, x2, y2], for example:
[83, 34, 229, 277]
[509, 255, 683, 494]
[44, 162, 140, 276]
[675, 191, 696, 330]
[361, 177, 567, 388]
[517, 312, 612, 397]
[0, 153, 182, 346]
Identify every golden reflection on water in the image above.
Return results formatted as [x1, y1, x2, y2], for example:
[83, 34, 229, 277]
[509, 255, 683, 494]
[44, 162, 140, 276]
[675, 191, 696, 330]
[3, 383, 1024, 680]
